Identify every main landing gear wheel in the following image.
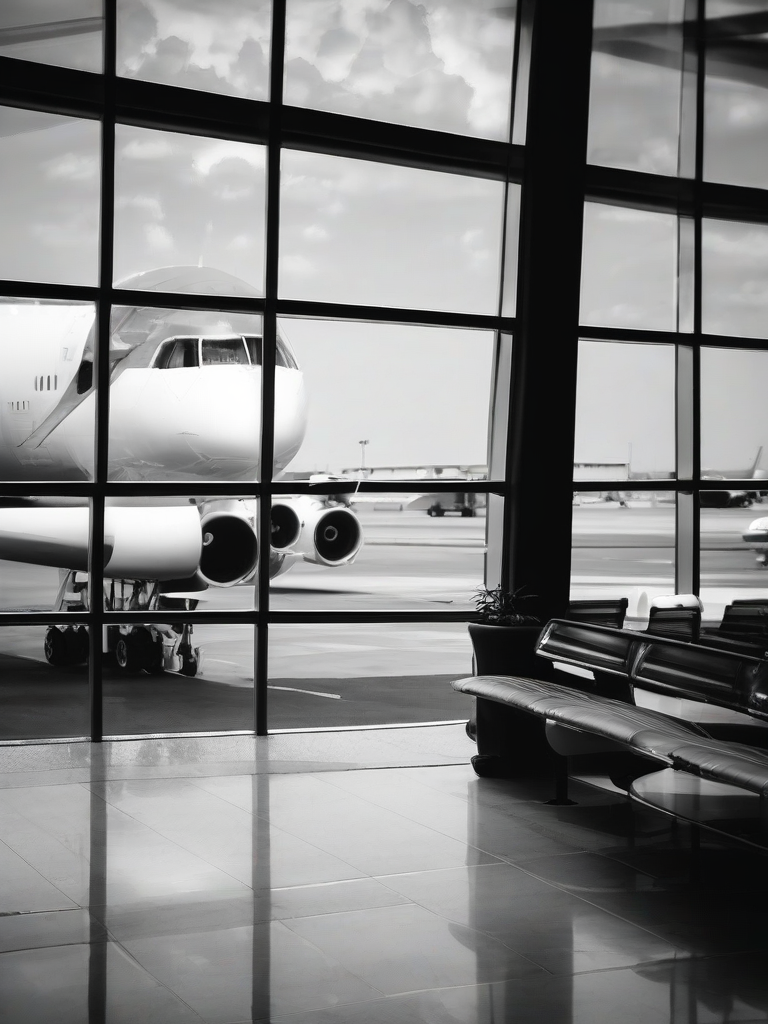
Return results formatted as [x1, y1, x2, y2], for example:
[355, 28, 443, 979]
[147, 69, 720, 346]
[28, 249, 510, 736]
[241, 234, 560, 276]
[44, 627, 89, 667]
[115, 629, 162, 673]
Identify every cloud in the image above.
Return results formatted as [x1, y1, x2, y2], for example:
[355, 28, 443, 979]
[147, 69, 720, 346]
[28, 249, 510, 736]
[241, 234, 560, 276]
[122, 137, 176, 160]
[145, 223, 174, 252]
[303, 224, 330, 241]
[281, 254, 317, 276]
[46, 153, 99, 182]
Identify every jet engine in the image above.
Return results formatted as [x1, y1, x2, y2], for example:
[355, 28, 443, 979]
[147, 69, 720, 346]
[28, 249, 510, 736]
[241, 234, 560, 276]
[280, 496, 363, 566]
[0, 503, 259, 587]
[197, 500, 259, 587]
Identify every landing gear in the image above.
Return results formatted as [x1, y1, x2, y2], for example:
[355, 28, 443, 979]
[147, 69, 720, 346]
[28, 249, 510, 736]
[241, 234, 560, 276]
[44, 626, 89, 667]
[428, 504, 445, 517]
[460, 507, 474, 518]
[114, 628, 163, 673]
[45, 572, 204, 677]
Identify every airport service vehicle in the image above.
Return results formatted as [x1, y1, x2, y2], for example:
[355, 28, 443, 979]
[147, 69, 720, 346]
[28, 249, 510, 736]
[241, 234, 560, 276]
[0, 266, 363, 674]
[742, 515, 768, 568]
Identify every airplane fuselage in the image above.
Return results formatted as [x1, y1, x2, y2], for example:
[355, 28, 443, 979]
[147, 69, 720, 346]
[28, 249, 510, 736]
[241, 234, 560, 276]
[0, 303, 307, 482]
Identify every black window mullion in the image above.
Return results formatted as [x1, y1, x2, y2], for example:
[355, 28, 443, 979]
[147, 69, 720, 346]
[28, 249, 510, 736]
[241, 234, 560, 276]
[256, 0, 287, 736]
[87, 0, 117, 743]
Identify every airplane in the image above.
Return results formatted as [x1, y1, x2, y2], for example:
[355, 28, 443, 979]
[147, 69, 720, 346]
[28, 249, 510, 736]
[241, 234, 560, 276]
[0, 266, 363, 675]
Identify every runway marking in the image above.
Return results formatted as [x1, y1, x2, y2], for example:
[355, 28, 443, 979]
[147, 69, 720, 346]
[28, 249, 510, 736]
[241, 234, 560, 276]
[268, 685, 342, 699]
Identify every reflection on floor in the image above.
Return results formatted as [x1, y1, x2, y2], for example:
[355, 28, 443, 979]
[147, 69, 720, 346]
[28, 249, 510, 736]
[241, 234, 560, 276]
[1, 727, 767, 1023]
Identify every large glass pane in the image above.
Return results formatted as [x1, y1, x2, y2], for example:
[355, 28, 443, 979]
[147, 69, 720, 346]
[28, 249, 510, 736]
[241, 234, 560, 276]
[0, 298, 96, 481]
[704, 0, 768, 189]
[114, 125, 266, 295]
[101, 497, 258, 613]
[270, 492, 485, 613]
[0, 625, 89, 740]
[103, 622, 254, 736]
[0, 107, 100, 286]
[702, 218, 768, 339]
[107, 306, 266, 482]
[0, 496, 90, 612]
[284, 0, 516, 140]
[268, 622, 473, 729]
[589, 0, 685, 175]
[581, 202, 678, 331]
[0, 1, 103, 73]
[278, 318, 493, 476]
[570, 492, 676, 627]
[117, 0, 271, 100]
[700, 504, 768, 629]
[575, 340, 675, 480]
[279, 150, 504, 313]
[701, 347, 768, 482]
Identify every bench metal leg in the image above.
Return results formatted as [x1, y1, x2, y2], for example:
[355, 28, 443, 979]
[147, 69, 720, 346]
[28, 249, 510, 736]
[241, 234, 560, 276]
[546, 755, 577, 806]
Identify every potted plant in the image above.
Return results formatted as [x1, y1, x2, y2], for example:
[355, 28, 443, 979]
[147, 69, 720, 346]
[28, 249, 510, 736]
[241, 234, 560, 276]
[466, 586, 555, 778]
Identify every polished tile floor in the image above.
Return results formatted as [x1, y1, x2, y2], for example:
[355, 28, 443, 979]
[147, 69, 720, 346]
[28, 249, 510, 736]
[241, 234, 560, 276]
[1, 727, 767, 1023]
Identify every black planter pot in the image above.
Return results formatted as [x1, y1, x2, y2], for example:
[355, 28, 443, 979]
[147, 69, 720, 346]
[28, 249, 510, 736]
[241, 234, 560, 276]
[467, 622, 555, 778]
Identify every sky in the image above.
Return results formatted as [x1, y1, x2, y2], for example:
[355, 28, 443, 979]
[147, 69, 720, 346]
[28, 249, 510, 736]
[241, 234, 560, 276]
[1, 1, 768, 477]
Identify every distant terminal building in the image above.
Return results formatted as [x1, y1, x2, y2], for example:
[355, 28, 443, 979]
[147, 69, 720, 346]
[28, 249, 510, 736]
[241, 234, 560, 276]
[573, 461, 630, 482]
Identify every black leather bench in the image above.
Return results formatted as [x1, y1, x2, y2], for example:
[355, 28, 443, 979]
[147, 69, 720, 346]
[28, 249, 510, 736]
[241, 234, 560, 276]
[451, 672, 768, 851]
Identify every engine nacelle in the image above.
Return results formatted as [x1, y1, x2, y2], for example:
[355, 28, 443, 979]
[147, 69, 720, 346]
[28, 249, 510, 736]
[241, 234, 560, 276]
[0, 501, 259, 587]
[270, 501, 302, 550]
[289, 496, 363, 566]
[198, 500, 258, 587]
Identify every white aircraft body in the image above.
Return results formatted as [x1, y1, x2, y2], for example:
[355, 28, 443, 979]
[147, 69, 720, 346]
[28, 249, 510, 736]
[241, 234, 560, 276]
[0, 267, 363, 674]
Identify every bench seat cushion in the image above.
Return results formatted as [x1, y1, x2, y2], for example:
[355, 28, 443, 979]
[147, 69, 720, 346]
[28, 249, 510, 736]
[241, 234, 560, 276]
[452, 674, 768, 796]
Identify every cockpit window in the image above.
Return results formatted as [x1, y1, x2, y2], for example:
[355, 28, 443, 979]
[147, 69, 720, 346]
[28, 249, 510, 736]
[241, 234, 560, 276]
[244, 334, 298, 369]
[245, 336, 262, 366]
[201, 338, 249, 365]
[155, 337, 199, 369]
[277, 334, 298, 369]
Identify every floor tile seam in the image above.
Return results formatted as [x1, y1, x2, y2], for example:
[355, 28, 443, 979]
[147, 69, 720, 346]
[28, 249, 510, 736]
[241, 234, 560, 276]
[302, 884, 557, 978]
[79, 785, 271, 896]
[296, 772, 516, 859]
[101, 932, 210, 1023]
[271, 916, 391, 1000]
[0, 835, 81, 911]
[308, 769, 477, 819]
[521, 882, 695, 953]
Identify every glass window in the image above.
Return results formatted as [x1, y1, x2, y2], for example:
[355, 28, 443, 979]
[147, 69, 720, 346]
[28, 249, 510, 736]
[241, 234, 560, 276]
[279, 150, 504, 313]
[571, 492, 676, 629]
[0, 497, 90, 612]
[100, 495, 258, 609]
[0, 1, 103, 73]
[581, 202, 679, 331]
[269, 491, 486, 613]
[278, 318, 493, 476]
[701, 347, 768, 481]
[107, 306, 264, 482]
[117, 0, 272, 100]
[113, 125, 266, 296]
[0, 298, 96, 482]
[575, 340, 675, 480]
[284, 0, 516, 140]
[700, 503, 768, 630]
[103, 623, 255, 737]
[588, 0, 685, 175]
[268, 622, 474, 730]
[0, 625, 89, 740]
[704, 0, 768, 189]
[702, 219, 768, 339]
[0, 107, 100, 286]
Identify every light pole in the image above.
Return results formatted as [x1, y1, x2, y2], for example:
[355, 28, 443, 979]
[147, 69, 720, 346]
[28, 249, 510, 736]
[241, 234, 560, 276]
[359, 439, 369, 477]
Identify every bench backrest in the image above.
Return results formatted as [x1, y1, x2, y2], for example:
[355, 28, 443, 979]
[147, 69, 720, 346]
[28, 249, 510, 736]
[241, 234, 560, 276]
[718, 600, 768, 638]
[536, 620, 637, 677]
[536, 618, 768, 721]
[566, 598, 628, 629]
